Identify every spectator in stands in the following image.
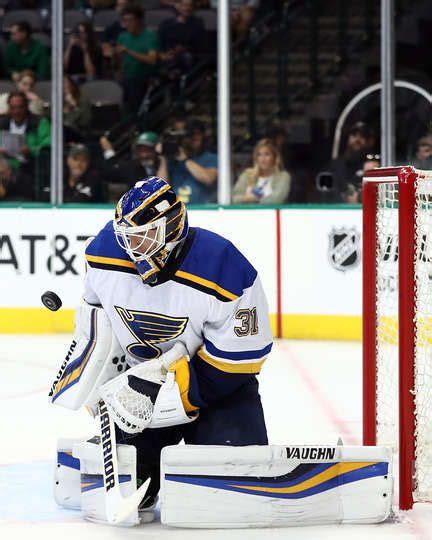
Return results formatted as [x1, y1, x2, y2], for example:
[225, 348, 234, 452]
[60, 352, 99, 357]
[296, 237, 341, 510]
[210, 0, 259, 39]
[0, 91, 50, 169]
[63, 0, 84, 6]
[363, 154, 380, 174]
[116, 5, 160, 113]
[412, 135, 432, 170]
[0, 155, 33, 201]
[167, 119, 217, 204]
[161, 0, 209, 6]
[170, 111, 188, 132]
[0, 69, 43, 116]
[158, 0, 206, 77]
[265, 122, 309, 203]
[63, 75, 92, 135]
[5, 21, 49, 81]
[100, 130, 168, 185]
[64, 22, 103, 83]
[64, 144, 102, 202]
[265, 123, 290, 169]
[327, 121, 374, 202]
[343, 154, 380, 204]
[232, 138, 290, 204]
[102, 0, 130, 51]
[161, 0, 214, 7]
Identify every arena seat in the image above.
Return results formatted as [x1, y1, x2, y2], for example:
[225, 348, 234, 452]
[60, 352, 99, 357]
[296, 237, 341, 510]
[63, 10, 90, 34]
[80, 80, 123, 107]
[93, 10, 118, 34]
[145, 9, 172, 31]
[2, 10, 44, 32]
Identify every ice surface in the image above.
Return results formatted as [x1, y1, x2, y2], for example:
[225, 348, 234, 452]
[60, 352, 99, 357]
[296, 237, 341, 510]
[1, 335, 432, 540]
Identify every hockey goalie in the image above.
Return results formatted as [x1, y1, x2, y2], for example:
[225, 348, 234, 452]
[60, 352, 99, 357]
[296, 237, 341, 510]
[49, 176, 393, 527]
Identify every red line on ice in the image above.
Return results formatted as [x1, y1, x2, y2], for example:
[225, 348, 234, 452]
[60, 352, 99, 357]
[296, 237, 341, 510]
[279, 342, 359, 445]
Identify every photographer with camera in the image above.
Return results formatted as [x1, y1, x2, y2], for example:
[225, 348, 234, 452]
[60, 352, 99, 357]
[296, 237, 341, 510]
[317, 121, 375, 203]
[100, 131, 168, 190]
[164, 119, 218, 204]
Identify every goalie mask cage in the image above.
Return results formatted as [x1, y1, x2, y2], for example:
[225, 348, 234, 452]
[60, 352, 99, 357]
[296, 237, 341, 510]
[363, 166, 432, 510]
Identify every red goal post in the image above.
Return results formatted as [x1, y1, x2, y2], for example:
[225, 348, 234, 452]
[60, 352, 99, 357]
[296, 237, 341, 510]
[363, 166, 432, 510]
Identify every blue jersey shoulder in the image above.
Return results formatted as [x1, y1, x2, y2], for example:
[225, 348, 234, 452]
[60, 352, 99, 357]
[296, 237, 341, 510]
[85, 220, 137, 274]
[175, 227, 257, 301]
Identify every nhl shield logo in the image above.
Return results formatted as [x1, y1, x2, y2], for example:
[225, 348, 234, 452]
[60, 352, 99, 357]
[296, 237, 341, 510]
[328, 227, 361, 271]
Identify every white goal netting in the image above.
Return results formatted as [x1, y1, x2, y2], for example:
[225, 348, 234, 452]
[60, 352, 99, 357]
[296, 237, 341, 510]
[375, 172, 432, 502]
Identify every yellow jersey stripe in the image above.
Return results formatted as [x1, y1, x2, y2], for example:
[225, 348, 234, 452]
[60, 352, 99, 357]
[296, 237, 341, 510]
[198, 348, 266, 374]
[85, 254, 136, 269]
[230, 462, 377, 494]
[175, 270, 238, 301]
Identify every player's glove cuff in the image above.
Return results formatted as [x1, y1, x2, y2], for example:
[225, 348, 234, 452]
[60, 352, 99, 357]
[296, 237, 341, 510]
[168, 357, 204, 412]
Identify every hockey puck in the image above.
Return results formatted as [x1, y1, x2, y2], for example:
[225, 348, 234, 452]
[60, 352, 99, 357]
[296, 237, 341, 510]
[41, 291, 62, 311]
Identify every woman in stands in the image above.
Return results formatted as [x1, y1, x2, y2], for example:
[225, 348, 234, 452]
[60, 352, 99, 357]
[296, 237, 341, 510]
[63, 75, 92, 137]
[64, 21, 103, 83]
[232, 138, 291, 204]
[0, 69, 43, 116]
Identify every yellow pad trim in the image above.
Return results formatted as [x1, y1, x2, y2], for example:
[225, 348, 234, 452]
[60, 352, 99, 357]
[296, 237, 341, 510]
[168, 357, 199, 413]
[231, 461, 377, 494]
[51, 309, 98, 399]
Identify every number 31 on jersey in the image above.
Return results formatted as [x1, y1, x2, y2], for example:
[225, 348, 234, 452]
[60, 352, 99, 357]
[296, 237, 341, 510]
[234, 307, 258, 337]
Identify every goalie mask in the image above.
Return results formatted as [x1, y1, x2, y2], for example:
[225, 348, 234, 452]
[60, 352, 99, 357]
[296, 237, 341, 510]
[113, 177, 188, 283]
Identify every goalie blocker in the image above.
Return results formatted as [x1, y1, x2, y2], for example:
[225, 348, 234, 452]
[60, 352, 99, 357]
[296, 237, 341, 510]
[160, 444, 393, 528]
[48, 302, 125, 409]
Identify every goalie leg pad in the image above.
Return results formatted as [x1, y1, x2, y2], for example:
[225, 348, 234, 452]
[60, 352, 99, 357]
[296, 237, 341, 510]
[160, 445, 393, 528]
[54, 438, 84, 510]
[72, 438, 140, 526]
[49, 302, 125, 409]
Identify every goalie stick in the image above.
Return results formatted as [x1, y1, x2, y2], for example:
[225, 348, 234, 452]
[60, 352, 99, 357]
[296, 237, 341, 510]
[44, 292, 150, 524]
[98, 399, 150, 524]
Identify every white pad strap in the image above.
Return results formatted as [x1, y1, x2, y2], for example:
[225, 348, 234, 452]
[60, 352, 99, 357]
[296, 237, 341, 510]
[160, 445, 393, 528]
[49, 302, 124, 409]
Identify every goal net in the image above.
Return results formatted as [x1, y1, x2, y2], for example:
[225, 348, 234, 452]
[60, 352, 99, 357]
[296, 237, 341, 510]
[363, 166, 432, 510]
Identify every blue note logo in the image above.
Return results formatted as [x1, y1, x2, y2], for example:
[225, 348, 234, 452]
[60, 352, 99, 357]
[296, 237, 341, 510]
[115, 306, 188, 359]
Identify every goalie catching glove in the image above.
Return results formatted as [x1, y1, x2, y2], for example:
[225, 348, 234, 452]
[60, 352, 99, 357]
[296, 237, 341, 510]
[99, 342, 199, 434]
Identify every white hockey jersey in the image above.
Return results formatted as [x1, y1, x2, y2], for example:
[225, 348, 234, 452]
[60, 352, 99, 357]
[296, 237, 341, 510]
[84, 222, 273, 406]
